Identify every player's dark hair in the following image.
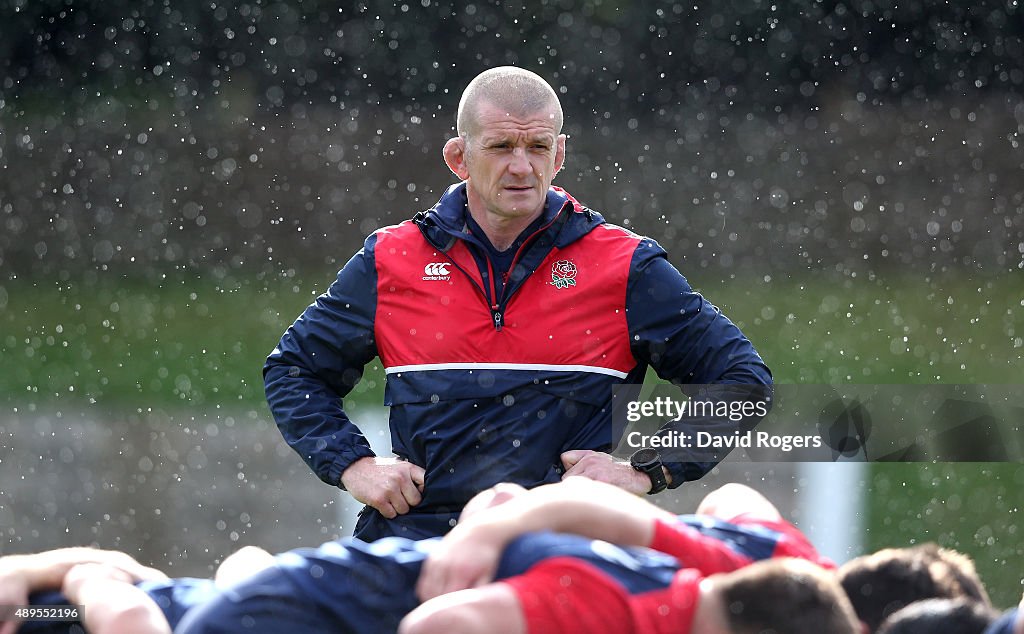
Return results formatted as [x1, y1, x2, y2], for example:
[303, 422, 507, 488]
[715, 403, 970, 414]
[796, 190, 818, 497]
[838, 543, 992, 632]
[716, 558, 861, 634]
[876, 598, 999, 634]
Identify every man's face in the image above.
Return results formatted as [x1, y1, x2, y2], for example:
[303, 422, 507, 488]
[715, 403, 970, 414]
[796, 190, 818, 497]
[456, 100, 565, 223]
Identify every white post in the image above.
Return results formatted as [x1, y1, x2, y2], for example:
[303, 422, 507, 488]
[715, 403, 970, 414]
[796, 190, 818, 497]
[336, 407, 392, 535]
[797, 461, 867, 564]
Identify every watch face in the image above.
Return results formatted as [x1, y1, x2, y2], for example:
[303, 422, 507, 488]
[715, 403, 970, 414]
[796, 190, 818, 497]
[632, 448, 659, 467]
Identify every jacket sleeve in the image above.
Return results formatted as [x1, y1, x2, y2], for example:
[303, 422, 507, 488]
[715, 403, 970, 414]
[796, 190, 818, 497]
[263, 234, 380, 487]
[625, 238, 773, 486]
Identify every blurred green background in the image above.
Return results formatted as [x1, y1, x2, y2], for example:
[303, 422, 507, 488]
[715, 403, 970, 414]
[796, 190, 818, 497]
[4, 271, 1021, 408]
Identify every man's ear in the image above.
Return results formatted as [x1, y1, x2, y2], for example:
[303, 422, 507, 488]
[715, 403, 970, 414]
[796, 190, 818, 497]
[554, 134, 566, 175]
[443, 137, 469, 180]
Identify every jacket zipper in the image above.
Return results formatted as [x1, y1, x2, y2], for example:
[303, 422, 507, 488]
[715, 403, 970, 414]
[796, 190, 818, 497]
[435, 247, 507, 332]
[429, 200, 571, 332]
[487, 202, 569, 331]
[484, 256, 503, 332]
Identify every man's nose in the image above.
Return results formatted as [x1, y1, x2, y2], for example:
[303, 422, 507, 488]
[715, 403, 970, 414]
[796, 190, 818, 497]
[508, 147, 531, 175]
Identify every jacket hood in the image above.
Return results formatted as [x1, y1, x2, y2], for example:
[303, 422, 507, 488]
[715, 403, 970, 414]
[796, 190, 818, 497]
[413, 182, 606, 252]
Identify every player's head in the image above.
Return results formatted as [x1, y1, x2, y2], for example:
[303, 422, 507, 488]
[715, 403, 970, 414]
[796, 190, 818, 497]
[838, 543, 992, 632]
[456, 66, 562, 140]
[695, 482, 783, 523]
[460, 482, 527, 520]
[695, 558, 861, 634]
[876, 598, 998, 634]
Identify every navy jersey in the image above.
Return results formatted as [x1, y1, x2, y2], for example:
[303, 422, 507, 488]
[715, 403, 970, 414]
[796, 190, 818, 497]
[175, 532, 680, 634]
[984, 609, 1020, 634]
[26, 514, 818, 634]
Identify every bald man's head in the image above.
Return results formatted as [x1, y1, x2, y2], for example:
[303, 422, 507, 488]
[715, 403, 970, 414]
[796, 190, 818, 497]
[457, 66, 563, 139]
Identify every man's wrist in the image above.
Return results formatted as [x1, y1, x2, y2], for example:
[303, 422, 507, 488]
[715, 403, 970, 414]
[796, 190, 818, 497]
[457, 514, 520, 554]
[636, 468, 672, 494]
[629, 449, 668, 494]
[338, 455, 373, 491]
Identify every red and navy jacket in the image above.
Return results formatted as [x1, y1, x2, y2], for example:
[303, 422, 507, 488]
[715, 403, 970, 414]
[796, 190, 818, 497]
[264, 183, 771, 540]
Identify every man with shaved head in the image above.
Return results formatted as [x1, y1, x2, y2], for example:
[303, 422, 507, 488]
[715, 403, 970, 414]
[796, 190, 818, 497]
[266, 66, 771, 542]
[456, 66, 564, 140]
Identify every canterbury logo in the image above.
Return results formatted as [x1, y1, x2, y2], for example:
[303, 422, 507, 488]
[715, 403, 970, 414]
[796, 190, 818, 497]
[422, 262, 451, 281]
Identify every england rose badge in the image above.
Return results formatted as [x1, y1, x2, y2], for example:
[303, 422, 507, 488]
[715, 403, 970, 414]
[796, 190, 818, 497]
[550, 259, 577, 289]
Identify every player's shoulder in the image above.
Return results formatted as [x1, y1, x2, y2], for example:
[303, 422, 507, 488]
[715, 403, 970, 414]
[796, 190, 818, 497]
[724, 514, 835, 569]
[574, 222, 667, 268]
[356, 219, 425, 260]
[372, 218, 421, 243]
[668, 513, 828, 566]
[588, 221, 645, 242]
[136, 577, 218, 629]
[588, 223, 669, 263]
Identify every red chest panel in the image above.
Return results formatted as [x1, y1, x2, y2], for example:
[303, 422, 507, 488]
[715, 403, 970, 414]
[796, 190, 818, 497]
[373, 221, 639, 375]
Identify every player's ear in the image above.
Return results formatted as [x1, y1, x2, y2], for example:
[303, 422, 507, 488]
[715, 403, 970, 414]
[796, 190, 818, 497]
[443, 137, 469, 180]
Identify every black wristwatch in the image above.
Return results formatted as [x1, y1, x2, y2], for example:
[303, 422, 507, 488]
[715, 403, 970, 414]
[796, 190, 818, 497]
[630, 448, 668, 495]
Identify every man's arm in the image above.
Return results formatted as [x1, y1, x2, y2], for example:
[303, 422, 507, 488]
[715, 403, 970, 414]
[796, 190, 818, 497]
[559, 449, 667, 495]
[400, 585, 525, 634]
[626, 239, 772, 387]
[561, 240, 771, 492]
[264, 236, 424, 517]
[264, 243, 380, 487]
[625, 239, 773, 485]
[61, 563, 171, 634]
[416, 477, 674, 600]
[0, 548, 166, 594]
[0, 548, 167, 634]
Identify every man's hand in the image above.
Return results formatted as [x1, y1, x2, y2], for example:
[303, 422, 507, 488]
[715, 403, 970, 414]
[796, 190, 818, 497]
[0, 557, 30, 634]
[413, 483, 528, 601]
[560, 450, 652, 495]
[60, 562, 134, 601]
[0, 550, 166, 634]
[415, 520, 507, 602]
[341, 457, 426, 519]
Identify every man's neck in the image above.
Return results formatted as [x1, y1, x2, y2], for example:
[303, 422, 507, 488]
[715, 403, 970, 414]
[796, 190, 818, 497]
[466, 206, 544, 252]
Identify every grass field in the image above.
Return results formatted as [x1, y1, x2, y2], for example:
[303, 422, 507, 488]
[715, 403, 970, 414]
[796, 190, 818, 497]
[2, 269, 1023, 605]
[1, 272, 386, 411]
[3, 269, 1021, 409]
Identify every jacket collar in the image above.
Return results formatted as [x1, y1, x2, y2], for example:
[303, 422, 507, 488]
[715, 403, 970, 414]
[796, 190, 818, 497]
[413, 182, 605, 252]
